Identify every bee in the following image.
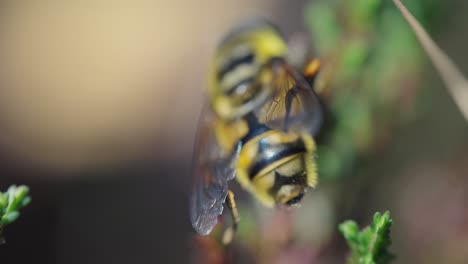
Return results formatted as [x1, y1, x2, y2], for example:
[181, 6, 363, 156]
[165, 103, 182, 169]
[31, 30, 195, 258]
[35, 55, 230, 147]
[190, 19, 324, 242]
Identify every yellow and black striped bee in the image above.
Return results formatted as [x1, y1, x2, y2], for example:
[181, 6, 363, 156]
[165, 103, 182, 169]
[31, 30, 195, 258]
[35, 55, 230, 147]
[190, 19, 324, 242]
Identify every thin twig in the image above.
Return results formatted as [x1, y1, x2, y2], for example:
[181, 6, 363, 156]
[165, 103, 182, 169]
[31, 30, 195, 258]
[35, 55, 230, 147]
[392, 0, 468, 122]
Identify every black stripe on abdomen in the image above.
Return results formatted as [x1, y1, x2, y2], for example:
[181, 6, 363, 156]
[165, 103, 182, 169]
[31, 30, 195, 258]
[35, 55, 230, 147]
[248, 140, 305, 179]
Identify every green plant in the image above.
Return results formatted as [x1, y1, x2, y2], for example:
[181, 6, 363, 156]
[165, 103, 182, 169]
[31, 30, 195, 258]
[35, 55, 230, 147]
[0, 185, 31, 244]
[339, 211, 394, 264]
[305, 0, 439, 180]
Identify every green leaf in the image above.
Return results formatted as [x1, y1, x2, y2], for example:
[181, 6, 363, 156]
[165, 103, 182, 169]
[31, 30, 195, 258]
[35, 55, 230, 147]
[0, 193, 7, 209]
[0, 185, 31, 242]
[339, 211, 394, 264]
[1, 212, 20, 225]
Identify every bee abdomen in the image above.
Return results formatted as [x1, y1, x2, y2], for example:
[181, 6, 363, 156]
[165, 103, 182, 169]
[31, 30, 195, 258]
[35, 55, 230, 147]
[248, 140, 306, 179]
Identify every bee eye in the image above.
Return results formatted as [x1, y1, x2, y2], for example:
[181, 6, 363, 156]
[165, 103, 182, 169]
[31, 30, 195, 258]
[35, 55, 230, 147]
[285, 192, 304, 205]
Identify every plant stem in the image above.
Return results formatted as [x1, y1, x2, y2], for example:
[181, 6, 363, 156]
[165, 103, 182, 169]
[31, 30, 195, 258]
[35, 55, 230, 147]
[392, 0, 468, 122]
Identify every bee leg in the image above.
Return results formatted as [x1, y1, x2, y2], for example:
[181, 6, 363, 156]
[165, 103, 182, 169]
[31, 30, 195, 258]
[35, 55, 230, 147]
[304, 59, 321, 85]
[222, 190, 240, 245]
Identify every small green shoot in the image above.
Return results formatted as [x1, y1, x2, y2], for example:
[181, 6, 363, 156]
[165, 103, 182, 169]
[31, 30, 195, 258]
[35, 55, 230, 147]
[339, 211, 394, 264]
[0, 185, 31, 244]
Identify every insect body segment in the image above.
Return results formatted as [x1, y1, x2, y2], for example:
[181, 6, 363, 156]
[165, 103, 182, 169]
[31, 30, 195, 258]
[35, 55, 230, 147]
[190, 19, 324, 241]
[236, 125, 318, 207]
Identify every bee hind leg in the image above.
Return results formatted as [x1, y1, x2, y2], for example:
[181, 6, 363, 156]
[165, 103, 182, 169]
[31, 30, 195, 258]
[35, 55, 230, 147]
[222, 190, 240, 245]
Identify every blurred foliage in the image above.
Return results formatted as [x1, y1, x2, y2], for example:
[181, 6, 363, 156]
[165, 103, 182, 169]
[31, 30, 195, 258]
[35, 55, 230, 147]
[305, 0, 440, 180]
[340, 211, 394, 264]
[0, 185, 31, 244]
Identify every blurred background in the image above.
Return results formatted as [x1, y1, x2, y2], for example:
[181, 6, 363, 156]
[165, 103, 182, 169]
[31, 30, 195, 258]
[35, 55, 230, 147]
[0, 1, 467, 263]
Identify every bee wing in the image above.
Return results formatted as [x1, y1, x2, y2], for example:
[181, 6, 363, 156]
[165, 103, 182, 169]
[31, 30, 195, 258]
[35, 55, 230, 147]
[256, 64, 324, 136]
[190, 105, 239, 235]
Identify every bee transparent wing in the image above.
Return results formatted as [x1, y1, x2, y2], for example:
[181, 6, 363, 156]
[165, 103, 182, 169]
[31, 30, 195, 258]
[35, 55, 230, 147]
[257, 64, 324, 136]
[190, 105, 239, 235]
